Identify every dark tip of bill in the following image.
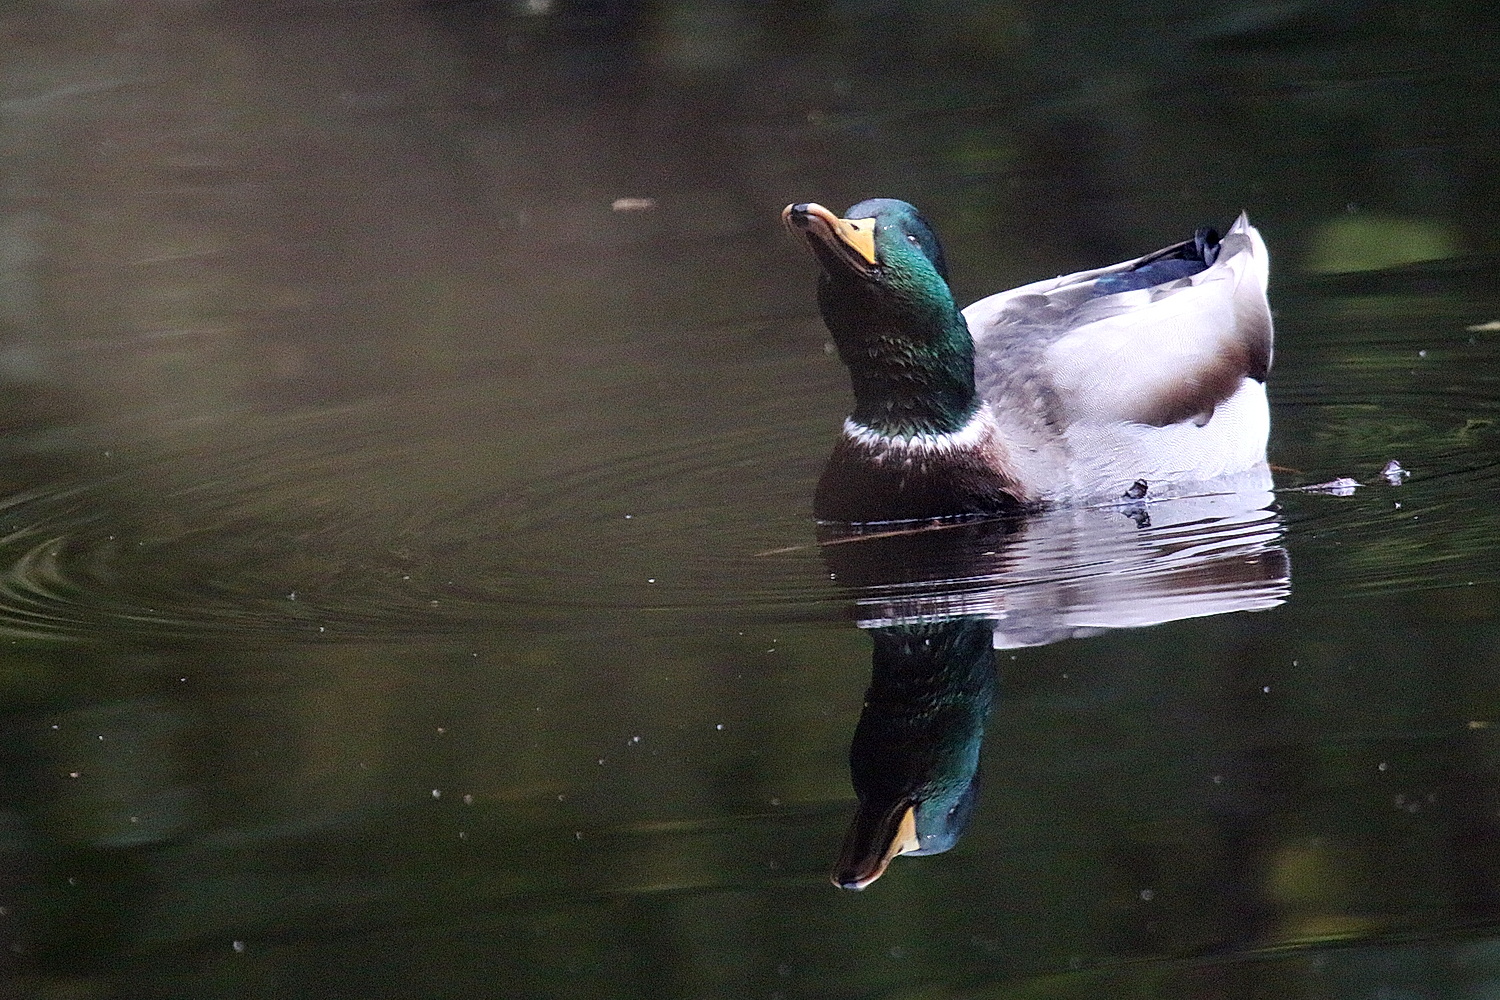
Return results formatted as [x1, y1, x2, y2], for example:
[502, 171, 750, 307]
[832, 872, 870, 891]
[831, 857, 883, 890]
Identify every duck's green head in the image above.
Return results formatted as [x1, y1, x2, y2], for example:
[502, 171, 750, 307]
[782, 199, 976, 436]
[781, 198, 951, 289]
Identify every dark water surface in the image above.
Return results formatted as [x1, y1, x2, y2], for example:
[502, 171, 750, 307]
[3, 2, 1500, 998]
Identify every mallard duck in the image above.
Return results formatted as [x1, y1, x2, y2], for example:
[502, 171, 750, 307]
[782, 199, 1273, 522]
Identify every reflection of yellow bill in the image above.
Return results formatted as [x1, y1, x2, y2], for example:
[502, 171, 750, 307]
[884, 803, 919, 861]
[836, 802, 918, 890]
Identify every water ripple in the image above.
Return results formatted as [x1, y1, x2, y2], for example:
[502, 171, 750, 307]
[0, 295, 1495, 643]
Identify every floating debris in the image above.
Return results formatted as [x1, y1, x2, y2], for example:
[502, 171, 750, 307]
[1293, 477, 1361, 496]
[1381, 460, 1410, 485]
[1466, 320, 1500, 332]
[611, 197, 657, 212]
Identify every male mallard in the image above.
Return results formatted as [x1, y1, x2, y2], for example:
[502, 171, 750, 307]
[782, 199, 1273, 522]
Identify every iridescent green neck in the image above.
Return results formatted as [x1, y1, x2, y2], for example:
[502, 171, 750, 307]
[817, 273, 979, 437]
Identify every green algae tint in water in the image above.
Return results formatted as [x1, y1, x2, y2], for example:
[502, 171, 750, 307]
[2, 2, 1500, 998]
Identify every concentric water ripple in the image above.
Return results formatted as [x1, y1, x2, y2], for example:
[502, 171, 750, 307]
[0, 357, 844, 643]
[0, 292, 1495, 644]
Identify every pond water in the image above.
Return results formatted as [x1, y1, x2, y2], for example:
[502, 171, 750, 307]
[2, 2, 1500, 998]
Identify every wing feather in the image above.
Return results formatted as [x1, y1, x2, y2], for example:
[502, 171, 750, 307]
[963, 215, 1272, 429]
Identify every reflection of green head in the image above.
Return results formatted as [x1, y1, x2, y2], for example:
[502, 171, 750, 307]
[833, 616, 997, 890]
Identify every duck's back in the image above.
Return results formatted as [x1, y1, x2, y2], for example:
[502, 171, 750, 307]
[962, 214, 1274, 502]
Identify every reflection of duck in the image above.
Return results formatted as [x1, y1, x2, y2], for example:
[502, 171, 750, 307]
[782, 200, 1273, 522]
[833, 484, 1289, 647]
[835, 617, 996, 890]
[824, 486, 1288, 888]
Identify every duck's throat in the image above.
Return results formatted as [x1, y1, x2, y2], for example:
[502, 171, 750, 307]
[820, 277, 981, 437]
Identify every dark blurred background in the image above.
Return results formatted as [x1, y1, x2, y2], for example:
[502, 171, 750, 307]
[2, 3, 1500, 999]
[3, 0, 1495, 433]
